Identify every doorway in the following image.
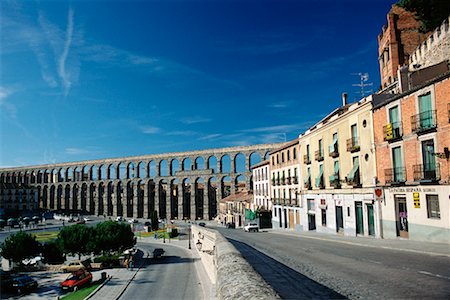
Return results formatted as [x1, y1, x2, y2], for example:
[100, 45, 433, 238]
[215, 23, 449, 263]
[308, 214, 316, 231]
[355, 202, 364, 235]
[336, 206, 344, 233]
[395, 196, 408, 238]
[367, 204, 375, 236]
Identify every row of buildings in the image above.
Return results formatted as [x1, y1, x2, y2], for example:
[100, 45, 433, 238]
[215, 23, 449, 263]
[250, 7, 450, 244]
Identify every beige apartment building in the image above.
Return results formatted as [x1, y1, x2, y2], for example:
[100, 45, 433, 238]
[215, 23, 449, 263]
[270, 140, 301, 230]
[299, 94, 384, 238]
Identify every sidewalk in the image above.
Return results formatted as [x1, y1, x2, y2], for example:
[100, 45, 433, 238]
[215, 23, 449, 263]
[267, 228, 450, 257]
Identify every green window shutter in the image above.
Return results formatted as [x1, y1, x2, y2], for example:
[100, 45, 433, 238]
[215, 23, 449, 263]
[419, 93, 432, 128]
[347, 158, 359, 181]
[392, 147, 404, 181]
[315, 165, 324, 187]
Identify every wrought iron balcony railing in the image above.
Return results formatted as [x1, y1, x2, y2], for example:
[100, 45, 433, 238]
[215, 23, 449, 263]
[346, 137, 360, 153]
[329, 143, 339, 158]
[303, 154, 311, 165]
[413, 163, 440, 182]
[384, 167, 406, 184]
[411, 110, 437, 134]
[315, 150, 324, 162]
[383, 122, 403, 142]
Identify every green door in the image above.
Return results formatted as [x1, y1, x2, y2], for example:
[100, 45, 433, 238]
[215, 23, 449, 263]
[355, 202, 364, 234]
[418, 93, 432, 129]
[389, 105, 400, 137]
[422, 140, 436, 179]
[367, 204, 375, 236]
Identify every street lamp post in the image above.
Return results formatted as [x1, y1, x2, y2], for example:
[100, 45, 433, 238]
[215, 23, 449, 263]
[188, 223, 191, 249]
[163, 220, 166, 243]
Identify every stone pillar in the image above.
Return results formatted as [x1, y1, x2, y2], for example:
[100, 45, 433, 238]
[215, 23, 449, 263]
[217, 161, 222, 173]
[246, 155, 251, 172]
[154, 183, 160, 217]
[67, 188, 72, 211]
[124, 185, 130, 217]
[112, 185, 118, 217]
[168, 160, 172, 176]
[203, 184, 209, 220]
[231, 157, 236, 174]
[177, 184, 183, 220]
[231, 176, 236, 194]
[166, 184, 172, 220]
[86, 188, 90, 214]
[156, 161, 161, 177]
[143, 182, 149, 219]
[133, 183, 139, 218]
[134, 163, 140, 179]
[190, 186, 196, 220]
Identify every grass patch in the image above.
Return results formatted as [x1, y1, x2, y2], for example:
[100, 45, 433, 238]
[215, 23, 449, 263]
[33, 231, 58, 242]
[60, 282, 100, 300]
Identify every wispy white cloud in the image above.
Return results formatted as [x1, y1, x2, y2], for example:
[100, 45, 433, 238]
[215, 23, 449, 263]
[198, 133, 223, 141]
[267, 102, 289, 108]
[241, 124, 299, 133]
[58, 8, 74, 97]
[0, 87, 17, 118]
[65, 147, 101, 155]
[180, 116, 212, 124]
[166, 130, 198, 136]
[140, 126, 161, 134]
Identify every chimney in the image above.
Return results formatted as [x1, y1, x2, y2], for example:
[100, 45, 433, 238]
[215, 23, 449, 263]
[342, 92, 348, 106]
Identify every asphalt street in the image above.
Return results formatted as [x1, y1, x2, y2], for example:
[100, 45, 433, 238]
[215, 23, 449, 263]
[217, 227, 450, 300]
[118, 242, 202, 300]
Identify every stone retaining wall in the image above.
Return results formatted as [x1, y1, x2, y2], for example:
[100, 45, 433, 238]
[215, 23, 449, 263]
[192, 225, 279, 300]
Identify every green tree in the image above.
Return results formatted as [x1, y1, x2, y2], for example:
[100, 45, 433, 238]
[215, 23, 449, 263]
[58, 224, 94, 259]
[41, 241, 65, 264]
[94, 220, 135, 254]
[396, 0, 450, 32]
[0, 231, 41, 264]
[150, 210, 159, 231]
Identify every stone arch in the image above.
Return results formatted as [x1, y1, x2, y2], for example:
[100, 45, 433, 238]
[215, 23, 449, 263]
[108, 164, 116, 180]
[56, 184, 63, 210]
[182, 178, 191, 219]
[171, 159, 180, 176]
[194, 177, 205, 220]
[235, 174, 247, 192]
[90, 165, 98, 181]
[49, 185, 56, 209]
[160, 160, 169, 177]
[207, 155, 218, 173]
[220, 155, 231, 173]
[81, 183, 88, 212]
[221, 176, 231, 198]
[194, 156, 205, 170]
[116, 181, 124, 216]
[170, 178, 180, 220]
[117, 162, 126, 180]
[89, 183, 96, 215]
[98, 182, 106, 216]
[234, 153, 246, 173]
[99, 164, 107, 181]
[158, 178, 168, 219]
[106, 181, 114, 216]
[264, 150, 271, 160]
[148, 160, 157, 177]
[72, 184, 79, 211]
[249, 152, 262, 169]
[137, 161, 146, 179]
[42, 185, 49, 209]
[208, 176, 218, 219]
[182, 158, 192, 171]
[127, 162, 135, 179]
[64, 184, 71, 212]
[126, 180, 134, 217]
[136, 180, 144, 218]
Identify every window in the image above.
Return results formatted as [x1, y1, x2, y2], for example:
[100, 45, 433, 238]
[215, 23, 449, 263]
[276, 154, 279, 164]
[281, 153, 285, 163]
[287, 150, 290, 161]
[293, 148, 297, 159]
[392, 146, 404, 182]
[426, 195, 440, 219]
[347, 206, 350, 217]
[319, 139, 323, 157]
[307, 199, 315, 211]
[306, 145, 310, 161]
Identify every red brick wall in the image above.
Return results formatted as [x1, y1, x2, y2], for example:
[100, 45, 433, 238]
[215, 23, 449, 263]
[435, 77, 450, 183]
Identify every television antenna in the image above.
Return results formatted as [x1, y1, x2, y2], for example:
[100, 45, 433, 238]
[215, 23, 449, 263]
[351, 72, 373, 98]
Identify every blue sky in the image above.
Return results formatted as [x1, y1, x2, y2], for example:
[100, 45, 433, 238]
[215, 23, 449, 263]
[1, 0, 396, 168]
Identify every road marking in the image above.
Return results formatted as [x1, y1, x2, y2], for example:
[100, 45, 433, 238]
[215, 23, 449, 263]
[418, 271, 450, 280]
[271, 231, 450, 258]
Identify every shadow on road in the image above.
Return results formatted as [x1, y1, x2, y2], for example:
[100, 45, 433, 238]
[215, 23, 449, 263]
[141, 256, 200, 266]
[227, 238, 346, 300]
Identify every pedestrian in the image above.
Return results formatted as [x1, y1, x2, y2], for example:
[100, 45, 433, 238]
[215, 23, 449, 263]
[125, 258, 129, 270]
[129, 256, 134, 271]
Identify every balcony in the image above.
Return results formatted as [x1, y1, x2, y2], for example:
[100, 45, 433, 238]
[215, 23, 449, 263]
[315, 150, 324, 162]
[413, 163, 440, 182]
[291, 176, 298, 184]
[329, 143, 339, 158]
[303, 154, 311, 165]
[285, 177, 291, 185]
[281, 177, 286, 185]
[329, 174, 341, 188]
[346, 137, 360, 153]
[304, 178, 312, 190]
[383, 122, 403, 142]
[411, 110, 437, 134]
[384, 167, 406, 185]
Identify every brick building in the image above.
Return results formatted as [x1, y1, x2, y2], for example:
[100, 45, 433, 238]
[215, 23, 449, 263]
[378, 5, 429, 90]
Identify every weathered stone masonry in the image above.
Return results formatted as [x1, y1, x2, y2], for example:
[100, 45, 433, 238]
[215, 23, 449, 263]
[0, 143, 284, 220]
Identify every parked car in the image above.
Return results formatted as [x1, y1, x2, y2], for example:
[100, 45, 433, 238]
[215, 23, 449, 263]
[127, 218, 138, 224]
[60, 269, 92, 291]
[76, 219, 85, 224]
[6, 275, 38, 294]
[61, 259, 91, 273]
[198, 222, 206, 227]
[244, 223, 259, 232]
[83, 217, 91, 222]
[153, 248, 165, 258]
[144, 221, 152, 226]
[116, 216, 124, 222]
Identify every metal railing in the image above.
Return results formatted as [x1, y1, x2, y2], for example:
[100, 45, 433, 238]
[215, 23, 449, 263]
[346, 137, 360, 152]
[384, 167, 406, 184]
[383, 122, 403, 141]
[303, 154, 311, 164]
[329, 143, 339, 158]
[413, 163, 440, 181]
[315, 150, 324, 162]
[411, 110, 437, 133]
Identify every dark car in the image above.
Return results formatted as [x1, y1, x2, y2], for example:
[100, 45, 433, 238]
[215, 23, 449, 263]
[198, 222, 206, 227]
[6, 275, 38, 294]
[60, 269, 92, 291]
[153, 248, 165, 258]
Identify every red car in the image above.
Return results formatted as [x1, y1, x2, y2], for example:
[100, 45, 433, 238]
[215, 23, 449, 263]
[60, 270, 92, 291]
